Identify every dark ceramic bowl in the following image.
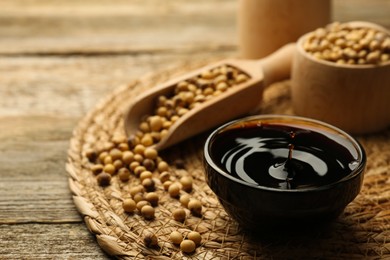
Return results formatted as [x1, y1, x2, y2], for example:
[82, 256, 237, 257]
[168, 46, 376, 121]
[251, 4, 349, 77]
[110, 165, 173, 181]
[203, 115, 366, 231]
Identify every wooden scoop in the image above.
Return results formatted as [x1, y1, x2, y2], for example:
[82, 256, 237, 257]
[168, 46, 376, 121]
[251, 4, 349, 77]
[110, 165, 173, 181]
[124, 43, 295, 150]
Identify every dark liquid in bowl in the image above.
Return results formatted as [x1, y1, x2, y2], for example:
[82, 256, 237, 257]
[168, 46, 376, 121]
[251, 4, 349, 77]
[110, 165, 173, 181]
[209, 122, 360, 189]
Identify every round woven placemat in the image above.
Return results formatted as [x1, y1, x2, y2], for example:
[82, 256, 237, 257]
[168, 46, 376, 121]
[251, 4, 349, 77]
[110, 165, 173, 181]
[67, 61, 390, 259]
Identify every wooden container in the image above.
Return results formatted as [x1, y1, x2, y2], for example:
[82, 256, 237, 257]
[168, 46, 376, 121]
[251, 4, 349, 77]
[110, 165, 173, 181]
[291, 22, 390, 134]
[238, 0, 331, 59]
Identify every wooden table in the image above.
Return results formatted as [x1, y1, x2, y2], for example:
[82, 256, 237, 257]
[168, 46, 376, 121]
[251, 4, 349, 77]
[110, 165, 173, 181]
[0, 0, 389, 258]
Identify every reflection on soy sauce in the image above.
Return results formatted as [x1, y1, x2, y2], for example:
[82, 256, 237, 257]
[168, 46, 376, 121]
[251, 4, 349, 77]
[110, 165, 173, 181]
[213, 123, 359, 190]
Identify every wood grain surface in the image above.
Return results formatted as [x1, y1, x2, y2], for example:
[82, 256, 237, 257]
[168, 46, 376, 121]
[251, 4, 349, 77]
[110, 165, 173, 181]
[0, 0, 389, 259]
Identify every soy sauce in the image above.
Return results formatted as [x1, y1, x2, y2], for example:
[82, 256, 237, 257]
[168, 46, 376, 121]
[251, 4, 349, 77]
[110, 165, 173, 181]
[209, 122, 360, 190]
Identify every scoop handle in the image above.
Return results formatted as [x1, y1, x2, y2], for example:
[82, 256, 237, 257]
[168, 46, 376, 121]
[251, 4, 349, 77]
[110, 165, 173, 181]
[259, 43, 296, 87]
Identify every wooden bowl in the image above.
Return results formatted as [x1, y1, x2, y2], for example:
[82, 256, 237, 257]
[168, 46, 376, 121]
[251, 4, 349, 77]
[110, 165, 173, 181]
[291, 21, 390, 134]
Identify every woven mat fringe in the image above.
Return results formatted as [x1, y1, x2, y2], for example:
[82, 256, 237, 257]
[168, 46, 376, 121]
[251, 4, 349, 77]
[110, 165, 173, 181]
[67, 61, 390, 259]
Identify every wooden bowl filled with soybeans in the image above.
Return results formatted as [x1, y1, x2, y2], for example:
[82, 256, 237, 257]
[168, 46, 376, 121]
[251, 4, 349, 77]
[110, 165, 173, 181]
[291, 21, 390, 134]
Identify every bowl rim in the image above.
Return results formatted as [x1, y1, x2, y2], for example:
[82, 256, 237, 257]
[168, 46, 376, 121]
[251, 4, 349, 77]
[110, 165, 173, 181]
[296, 21, 390, 69]
[203, 114, 366, 193]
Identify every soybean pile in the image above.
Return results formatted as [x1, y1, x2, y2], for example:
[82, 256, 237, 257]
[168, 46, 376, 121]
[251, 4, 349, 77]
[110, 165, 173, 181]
[303, 22, 390, 65]
[85, 64, 249, 253]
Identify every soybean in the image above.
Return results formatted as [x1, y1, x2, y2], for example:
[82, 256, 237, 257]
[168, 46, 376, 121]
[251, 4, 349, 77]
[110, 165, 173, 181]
[180, 240, 196, 253]
[170, 231, 183, 245]
[168, 183, 181, 198]
[145, 192, 159, 206]
[187, 231, 202, 246]
[118, 168, 130, 182]
[123, 199, 136, 213]
[180, 176, 193, 192]
[141, 205, 155, 220]
[188, 199, 202, 216]
[143, 232, 158, 247]
[97, 172, 111, 186]
[172, 208, 186, 222]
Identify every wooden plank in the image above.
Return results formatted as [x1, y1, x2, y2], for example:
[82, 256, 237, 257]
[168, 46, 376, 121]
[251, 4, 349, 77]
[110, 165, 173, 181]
[0, 54, 229, 117]
[0, 223, 109, 259]
[0, 0, 237, 55]
[0, 0, 388, 55]
[0, 116, 79, 223]
[0, 180, 81, 223]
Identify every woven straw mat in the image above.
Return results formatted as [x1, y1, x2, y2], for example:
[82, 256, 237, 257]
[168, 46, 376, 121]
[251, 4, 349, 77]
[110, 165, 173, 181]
[66, 61, 390, 259]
